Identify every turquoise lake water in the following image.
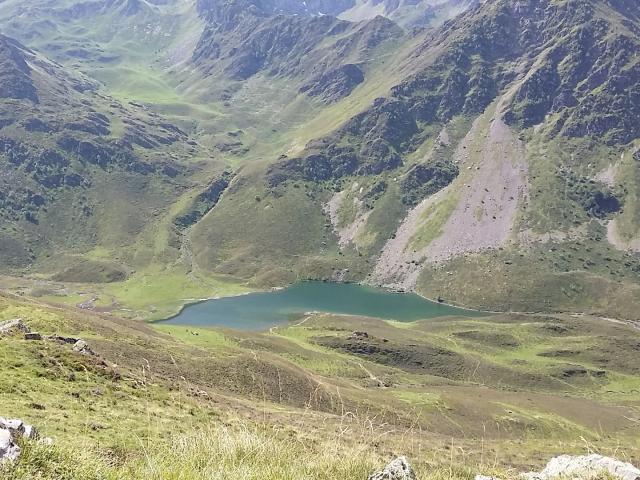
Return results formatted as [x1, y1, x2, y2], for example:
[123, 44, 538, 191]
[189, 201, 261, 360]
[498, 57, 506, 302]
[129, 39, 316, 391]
[161, 281, 482, 330]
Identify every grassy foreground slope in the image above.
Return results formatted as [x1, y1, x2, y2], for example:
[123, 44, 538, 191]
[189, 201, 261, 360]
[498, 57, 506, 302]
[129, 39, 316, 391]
[0, 293, 638, 478]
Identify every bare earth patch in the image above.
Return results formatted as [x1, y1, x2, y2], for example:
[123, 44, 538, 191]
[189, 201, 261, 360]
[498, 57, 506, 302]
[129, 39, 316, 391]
[324, 185, 372, 248]
[606, 219, 640, 252]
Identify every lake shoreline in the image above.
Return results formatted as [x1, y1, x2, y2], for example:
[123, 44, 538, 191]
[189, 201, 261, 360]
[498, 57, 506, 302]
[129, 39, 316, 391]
[156, 280, 485, 329]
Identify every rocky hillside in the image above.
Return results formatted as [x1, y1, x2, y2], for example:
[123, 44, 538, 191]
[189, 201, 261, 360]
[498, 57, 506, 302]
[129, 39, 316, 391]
[193, 2, 403, 99]
[189, 0, 640, 317]
[0, 0, 637, 318]
[0, 33, 212, 277]
[339, 0, 477, 28]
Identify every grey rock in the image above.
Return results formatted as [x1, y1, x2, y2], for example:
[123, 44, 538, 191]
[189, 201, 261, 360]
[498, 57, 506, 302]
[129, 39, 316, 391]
[350, 331, 369, 340]
[368, 456, 416, 480]
[22, 424, 37, 440]
[0, 417, 38, 440]
[0, 417, 40, 464]
[73, 339, 97, 356]
[0, 319, 29, 335]
[24, 332, 42, 341]
[522, 454, 640, 480]
[0, 428, 20, 463]
[47, 335, 79, 344]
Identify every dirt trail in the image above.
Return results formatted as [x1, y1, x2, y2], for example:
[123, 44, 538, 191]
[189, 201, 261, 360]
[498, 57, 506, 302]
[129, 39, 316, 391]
[372, 94, 528, 290]
[357, 362, 386, 388]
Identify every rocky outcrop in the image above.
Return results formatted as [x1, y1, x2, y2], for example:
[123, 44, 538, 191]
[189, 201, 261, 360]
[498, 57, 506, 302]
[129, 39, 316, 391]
[0, 429, 20, 463]
[368, 456, 416, 480]
[0, 319, 28, 335]
[522, 454, 640, 480]
[174, 172, 233, 229]
[0, 417, 41, 464]
[0, 35, 38, 103]
[373, 454, 640, 480]
[401, 156, 459, 206]
[72, 339, 96, 356]
[0, 318, 97, 357]
[300, 64, 365, 103]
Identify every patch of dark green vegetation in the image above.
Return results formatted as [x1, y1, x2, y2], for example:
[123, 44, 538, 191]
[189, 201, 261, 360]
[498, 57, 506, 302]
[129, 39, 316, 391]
[315, 333, 471, 379]
[453, 330, 520, 348]
[553, 166, 623, 218]
[174, 172, 233, 229]
[51, 260, 129, 283]
[401, 155, 458, 206]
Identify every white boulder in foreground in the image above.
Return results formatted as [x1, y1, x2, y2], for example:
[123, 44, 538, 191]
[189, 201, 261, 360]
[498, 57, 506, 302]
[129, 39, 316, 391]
[522, 454, 640, 480]
[368, 456, 417, 480]
[0, 417, 41, 464]
[0, 428, 20, 463]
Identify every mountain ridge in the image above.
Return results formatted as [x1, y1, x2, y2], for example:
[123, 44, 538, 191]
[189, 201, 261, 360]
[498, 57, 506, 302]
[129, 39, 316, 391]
[0, 0, 637, 321]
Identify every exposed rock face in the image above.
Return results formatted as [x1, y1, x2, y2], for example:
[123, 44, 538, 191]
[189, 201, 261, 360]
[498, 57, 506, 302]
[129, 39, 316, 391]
[174, 172, 233, 229]
[0, 35, 38, 103]
[522, 454, 640, 480]
[368, 456, 416, 480]
[197, 0, 355, 20]
[300, 63, 365, 103]
[194, 3, 401, 88]
[401, 156, 459, 206]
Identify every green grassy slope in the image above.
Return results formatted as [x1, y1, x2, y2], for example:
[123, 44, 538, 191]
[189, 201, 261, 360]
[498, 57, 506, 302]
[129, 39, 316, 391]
[0, 293, 639, 478]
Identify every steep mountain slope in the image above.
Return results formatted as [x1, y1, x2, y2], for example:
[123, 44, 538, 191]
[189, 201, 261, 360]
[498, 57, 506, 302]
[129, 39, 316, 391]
[0, 33, 215, 281]
[193, 5, 403, 96]
[190, 0, 640, 317]
[0, 0, 638, 319]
